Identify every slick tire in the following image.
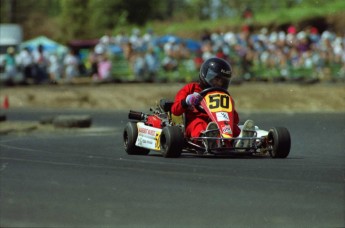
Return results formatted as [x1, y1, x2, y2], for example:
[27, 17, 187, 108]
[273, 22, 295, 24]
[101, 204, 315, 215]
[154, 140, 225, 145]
[123, 122, 150, 155]
[160, 126, 184, 158]
[268, 127, 291, 158]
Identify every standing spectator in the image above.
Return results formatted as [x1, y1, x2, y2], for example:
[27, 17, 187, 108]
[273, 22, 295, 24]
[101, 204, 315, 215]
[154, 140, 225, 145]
[340, 40, 345, 80]
[97, 54, 112, 82]
[200, 29, 211, 43]
[63, 49, 80, 83]
[99, 31, 114, 56]
[18, 47, 34, 84]
[3, 47, 18, 85]
[162, 37, 179, 71]
[145, 46, 160, 82]
[114, 31, 129, 47]
[142, 28, 156, 47]
[123, 42, 135, 62]
[33, 44, 50, 84]
[242, 6, 254, 24]
[193, 50, 204, 72]
[215, 47, 228, 61]
[48, 53, 62, 84]
[175, 42, 190, 60]
[88, 49, 99, 79]
[296, 31, 311, 53]
[133, 52, 147, 81]
[201, 41, 214, 61]
[129, 28, 144, 51]
[287, 25, 297, 35]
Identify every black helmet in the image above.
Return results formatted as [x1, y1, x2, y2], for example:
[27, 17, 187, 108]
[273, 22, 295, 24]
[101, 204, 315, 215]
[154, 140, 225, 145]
[199, 57, 232, 89]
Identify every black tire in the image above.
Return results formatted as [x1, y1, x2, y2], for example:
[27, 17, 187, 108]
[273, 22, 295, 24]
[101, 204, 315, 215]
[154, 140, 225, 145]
[123, 122, 150, 155]
[268, 127, 291, 158]
[160, 126, 184, 158]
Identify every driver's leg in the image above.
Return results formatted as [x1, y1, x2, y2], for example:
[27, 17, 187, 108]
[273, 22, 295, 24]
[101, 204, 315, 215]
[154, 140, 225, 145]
[235, 119, 255, 151]
[185, 118, 208, 138]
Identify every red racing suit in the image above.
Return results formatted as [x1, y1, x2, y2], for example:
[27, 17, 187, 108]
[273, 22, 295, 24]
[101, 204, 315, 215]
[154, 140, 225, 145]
[171, 82, 241, 138]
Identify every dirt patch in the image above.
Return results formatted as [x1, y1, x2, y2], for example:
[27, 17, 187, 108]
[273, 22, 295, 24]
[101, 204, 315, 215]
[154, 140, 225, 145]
[0, 82, 345, 113]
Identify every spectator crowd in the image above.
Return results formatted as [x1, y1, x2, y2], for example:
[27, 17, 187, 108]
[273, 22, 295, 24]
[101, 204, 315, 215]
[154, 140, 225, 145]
[1, 25, 344, 86]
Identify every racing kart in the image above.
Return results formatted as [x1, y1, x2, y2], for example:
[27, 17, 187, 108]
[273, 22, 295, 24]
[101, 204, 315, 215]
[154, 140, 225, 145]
[123, 87, 291, 158]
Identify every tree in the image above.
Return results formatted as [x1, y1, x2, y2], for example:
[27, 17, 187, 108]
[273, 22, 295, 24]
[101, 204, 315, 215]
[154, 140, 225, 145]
[124, 0, 158, 25]
[88, 0, 163, 35]
[59, 0, 92, 41]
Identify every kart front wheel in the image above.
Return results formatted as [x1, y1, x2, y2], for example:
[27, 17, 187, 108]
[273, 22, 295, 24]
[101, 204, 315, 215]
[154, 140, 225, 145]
[160, 126, 184, 158]
[123, 122, 150, 155]
[268, 127, 291, 158]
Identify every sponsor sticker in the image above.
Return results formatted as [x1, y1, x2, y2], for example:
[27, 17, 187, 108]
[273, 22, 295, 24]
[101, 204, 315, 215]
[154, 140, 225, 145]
[216, 112, 230, 121]
[222, 125, 232, 134]
[138, 127, 156, 137]
[221, 69, 231, 75]
[136, 123, 162, 150]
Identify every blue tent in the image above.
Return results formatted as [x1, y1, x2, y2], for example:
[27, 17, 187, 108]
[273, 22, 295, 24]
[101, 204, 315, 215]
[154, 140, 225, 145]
[184, 39, 201, 51]
[155, 35, 201, 52]
[155, 35, 182, 45]
[20, 36, 68, 54]
[109, 44, 123, 54]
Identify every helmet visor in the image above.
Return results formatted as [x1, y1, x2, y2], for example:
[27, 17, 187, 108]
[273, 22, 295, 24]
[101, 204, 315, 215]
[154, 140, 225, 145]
[205, 69, 230, 89]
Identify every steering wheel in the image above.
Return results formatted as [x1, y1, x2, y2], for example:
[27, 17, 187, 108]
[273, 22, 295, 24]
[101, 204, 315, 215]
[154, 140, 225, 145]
[198, 87, 230, 97]
[195, 87, 230, 113]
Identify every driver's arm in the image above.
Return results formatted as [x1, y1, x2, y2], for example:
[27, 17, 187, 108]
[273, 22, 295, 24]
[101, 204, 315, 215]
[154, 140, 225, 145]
[171, 83, 195, 116]
[171, 89, 189, 116]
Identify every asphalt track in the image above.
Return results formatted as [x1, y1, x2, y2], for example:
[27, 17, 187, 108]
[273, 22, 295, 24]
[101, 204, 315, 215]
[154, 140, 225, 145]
[0, 109, 344, 228]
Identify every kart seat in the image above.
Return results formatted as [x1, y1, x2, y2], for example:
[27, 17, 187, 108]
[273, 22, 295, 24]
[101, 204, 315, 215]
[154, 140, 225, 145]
[160, 99, 174, 112]
[160, 98, 185, 132]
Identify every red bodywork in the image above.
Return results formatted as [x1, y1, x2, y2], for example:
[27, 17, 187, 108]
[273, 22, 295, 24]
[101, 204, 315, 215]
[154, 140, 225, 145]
[199, 91, 235, 138]
[146, 115, 162, 129]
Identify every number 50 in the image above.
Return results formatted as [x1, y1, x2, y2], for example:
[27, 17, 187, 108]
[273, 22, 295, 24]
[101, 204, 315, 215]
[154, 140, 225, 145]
[208, 94, 232, 112]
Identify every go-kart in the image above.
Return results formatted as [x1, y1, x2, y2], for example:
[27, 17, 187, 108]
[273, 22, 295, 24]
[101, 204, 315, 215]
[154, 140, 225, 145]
[123, 87, 291, 158]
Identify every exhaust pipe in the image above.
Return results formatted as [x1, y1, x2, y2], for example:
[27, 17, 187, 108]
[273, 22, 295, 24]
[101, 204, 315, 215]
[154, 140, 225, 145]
[128, 110, 146, 121]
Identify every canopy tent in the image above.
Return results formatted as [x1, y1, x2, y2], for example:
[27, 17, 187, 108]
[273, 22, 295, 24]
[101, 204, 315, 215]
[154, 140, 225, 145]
[184, 38, 202, 52]
[154, 35, 201, 52]
[20, 36, 68, 55]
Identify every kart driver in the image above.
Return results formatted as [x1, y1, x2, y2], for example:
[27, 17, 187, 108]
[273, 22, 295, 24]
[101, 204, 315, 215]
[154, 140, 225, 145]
[171, 57, 255, 148]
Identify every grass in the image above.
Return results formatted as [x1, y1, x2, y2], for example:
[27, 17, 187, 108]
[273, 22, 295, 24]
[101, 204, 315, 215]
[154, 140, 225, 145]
[115, 0, 345, 37]
[255, 0, 345, 25]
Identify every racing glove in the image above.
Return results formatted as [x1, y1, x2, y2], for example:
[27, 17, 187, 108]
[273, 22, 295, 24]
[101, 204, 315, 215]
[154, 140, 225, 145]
[185, 92, 202, 106]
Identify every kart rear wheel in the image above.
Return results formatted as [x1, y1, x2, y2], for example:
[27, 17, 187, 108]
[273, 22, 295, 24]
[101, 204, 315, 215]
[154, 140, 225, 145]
[123, 122, 150, 155]
[160, 126, 184, 158]
[268, 127, 291, 158]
